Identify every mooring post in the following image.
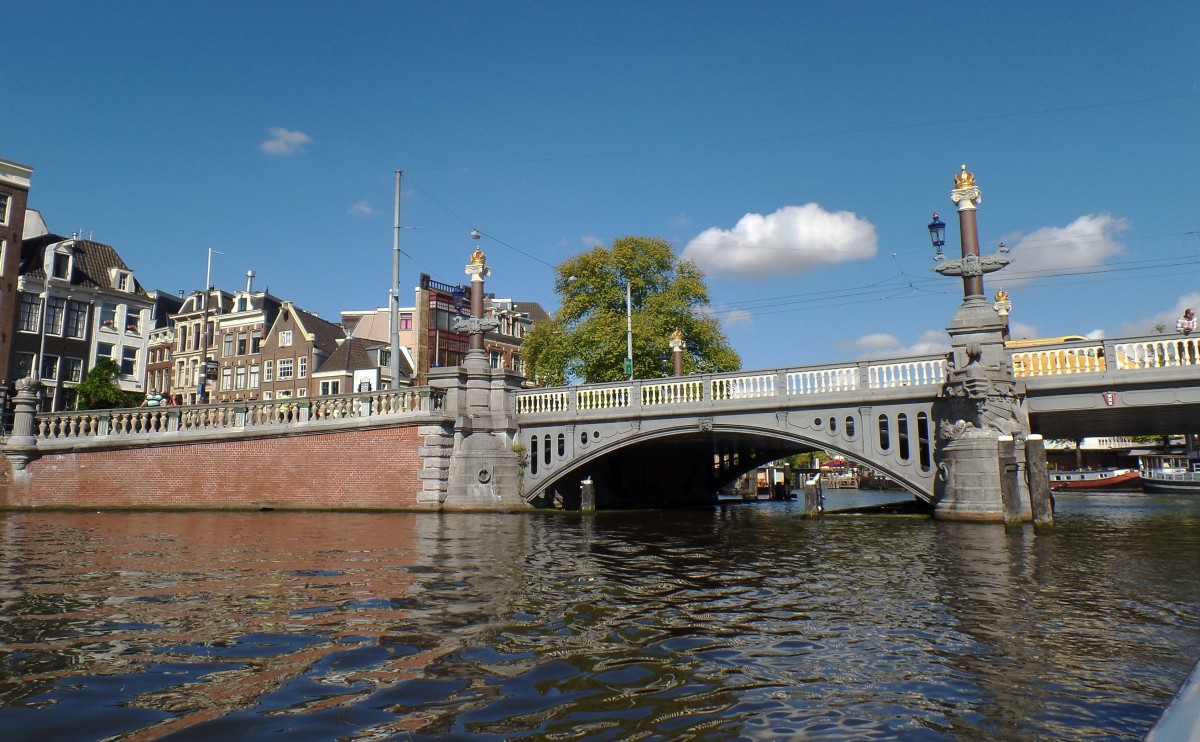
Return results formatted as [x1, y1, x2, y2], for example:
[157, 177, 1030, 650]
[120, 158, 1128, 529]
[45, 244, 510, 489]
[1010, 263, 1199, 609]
[997, 436, 1024, 524]
[1024, 434, 1054, 524]
[580, 477, 595, 512]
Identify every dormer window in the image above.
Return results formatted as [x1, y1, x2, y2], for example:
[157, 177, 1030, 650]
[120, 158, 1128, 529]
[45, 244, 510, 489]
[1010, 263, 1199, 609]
[51, 251, 72, 281]
[110, 269, 133, 292]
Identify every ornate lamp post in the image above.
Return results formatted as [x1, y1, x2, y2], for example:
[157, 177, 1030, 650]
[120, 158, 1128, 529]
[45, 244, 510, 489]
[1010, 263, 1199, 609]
[929, 165, 1047, 524]
[455, 230, 499, 369]
[933, 166, 1009, 305]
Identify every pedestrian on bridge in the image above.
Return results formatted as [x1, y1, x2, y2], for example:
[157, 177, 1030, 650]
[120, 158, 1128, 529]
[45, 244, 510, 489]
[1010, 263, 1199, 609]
[1177, 308, 1196, 335]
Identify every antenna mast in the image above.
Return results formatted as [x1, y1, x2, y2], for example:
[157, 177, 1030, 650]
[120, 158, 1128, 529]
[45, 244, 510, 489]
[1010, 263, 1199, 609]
[389, 170, 402, 388]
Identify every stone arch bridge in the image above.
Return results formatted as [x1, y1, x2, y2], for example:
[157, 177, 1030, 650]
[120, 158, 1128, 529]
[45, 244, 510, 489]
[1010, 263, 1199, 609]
[514, 333, 1200, 509]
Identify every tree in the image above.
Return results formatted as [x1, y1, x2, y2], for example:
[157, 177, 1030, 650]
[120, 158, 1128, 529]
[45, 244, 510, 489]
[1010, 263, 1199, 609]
[75, 358, 140, 410]
[523, 236, 740, 385]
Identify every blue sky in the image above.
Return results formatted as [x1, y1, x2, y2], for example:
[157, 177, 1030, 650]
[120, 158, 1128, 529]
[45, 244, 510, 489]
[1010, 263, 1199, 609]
[7, 1, 1199, 371]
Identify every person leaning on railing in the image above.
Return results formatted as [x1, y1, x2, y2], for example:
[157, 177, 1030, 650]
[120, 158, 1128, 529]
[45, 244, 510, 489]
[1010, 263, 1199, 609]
[1177, 308, 1196, 335]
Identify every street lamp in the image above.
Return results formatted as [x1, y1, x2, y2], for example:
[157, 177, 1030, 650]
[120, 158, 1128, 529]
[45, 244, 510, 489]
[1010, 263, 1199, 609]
[927, 212, 946, 258]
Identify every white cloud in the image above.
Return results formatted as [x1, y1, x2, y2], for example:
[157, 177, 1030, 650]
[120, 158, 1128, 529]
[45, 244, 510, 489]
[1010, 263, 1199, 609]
[845, 333, 900, 351]
[723, 309, 753, 328]
[1004, 214, 1128, 280]
[848, 329, 949, 359]
[1117, 292, 1200, 336]
[580, 235, 604, 248]
[682, 203, 877, 279]
[348, 200, 373, 216]
[261, 127, 312, 155]
[1007, 321, 1040, 340]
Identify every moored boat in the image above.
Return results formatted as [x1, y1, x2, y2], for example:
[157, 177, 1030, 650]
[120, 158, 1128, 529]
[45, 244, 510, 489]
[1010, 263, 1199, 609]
[1048, 468, 1141, 491]
[1140, 469, 1200, 494]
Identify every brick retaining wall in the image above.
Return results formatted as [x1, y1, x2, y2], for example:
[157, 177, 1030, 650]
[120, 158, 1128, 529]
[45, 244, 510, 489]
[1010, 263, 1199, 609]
[1, 426, 430, 510]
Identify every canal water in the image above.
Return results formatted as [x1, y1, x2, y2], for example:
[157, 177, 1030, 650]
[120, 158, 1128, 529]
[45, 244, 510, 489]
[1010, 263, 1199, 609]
[2, 493, 1199, 741]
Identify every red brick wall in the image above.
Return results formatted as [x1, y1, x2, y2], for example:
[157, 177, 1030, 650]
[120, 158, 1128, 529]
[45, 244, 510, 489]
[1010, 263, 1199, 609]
[1, 426, 430, 510]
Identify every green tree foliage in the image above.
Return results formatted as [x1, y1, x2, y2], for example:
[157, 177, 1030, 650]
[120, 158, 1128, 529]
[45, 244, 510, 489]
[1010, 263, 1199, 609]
[523, 236, 741, 385]
[75, 358, 140, 410]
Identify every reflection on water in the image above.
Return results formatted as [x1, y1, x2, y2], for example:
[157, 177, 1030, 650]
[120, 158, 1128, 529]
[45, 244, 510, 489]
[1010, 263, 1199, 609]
[1, 494, 1198, 740]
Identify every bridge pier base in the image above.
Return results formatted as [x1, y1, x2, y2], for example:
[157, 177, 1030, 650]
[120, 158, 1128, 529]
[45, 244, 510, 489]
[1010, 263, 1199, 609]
[430, 362, 532, 511]
[935, 432, 1031, 522]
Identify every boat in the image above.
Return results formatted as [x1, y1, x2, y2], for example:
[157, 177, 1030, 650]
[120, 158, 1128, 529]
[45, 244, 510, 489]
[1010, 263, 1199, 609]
[1140, 469, 1200, 494]
[1048, 468, 1141, 491]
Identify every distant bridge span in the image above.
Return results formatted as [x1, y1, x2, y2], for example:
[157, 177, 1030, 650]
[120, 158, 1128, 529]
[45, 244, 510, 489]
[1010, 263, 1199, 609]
[514, 334, 1200, 507]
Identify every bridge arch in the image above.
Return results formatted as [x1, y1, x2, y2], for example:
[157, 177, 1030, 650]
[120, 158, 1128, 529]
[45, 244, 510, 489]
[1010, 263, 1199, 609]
[521, 414, 938, 510]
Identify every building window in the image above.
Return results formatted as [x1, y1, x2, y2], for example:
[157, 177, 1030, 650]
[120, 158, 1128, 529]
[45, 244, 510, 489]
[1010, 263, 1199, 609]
[18, 293, 40, 333]
[222, 333, 234, 357]
[66, 300, 88, 338]
[280, 330, 293, 348]
[264, 360, 273, 382]
[15, 352, 35, 377]
[490, 350, 502, 369]
[114, 271, 131, 291]
[0, 194, 9, 225]
[298, 356, 307, 378]
[177, 326, 188, 353]
[249, 364, 260, 388]
[320, 380, 340, 396]
[45, 297, 66, 335]
[97, 342, 116, 361]
[65, 357, 84, 383]
[277, 358, 294, 380]
[42, 355, 59, 381]
[126, 314, 141, 335]
[221, 367, 232, 391]
[251, 329, 262, 354]
[237, 332, 248, 355]
[99, 302, 117, 330]
[400, 313, 413, 330]
[235, 366, 246, 390]
[51, 251, 71, 280]
[121, 347, 137, 376]
[297, 387, 307, 397]
[262, 391, 273, 401]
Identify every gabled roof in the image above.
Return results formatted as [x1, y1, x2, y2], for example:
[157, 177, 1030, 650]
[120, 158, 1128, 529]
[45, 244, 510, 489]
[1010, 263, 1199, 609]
[515, 301, 550, 323]
[315, 337, 413, 377]
[19, 234, 150, 298]
[272, 302, 345, 355]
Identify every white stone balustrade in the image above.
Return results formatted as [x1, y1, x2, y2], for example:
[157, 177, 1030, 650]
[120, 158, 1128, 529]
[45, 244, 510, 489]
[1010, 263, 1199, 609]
[515, 391, 569, 414]
[789, 366, 859, 394]
[576, 385, 632, 410]
[641, 380, 704, 407]
[711, 374, 777, 400]
[868, 358, 947, 388]
[30, 387, 442, 442]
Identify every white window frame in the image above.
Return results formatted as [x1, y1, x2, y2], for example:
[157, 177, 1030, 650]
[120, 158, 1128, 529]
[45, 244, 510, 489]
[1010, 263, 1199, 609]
[298, 356, 307, 378]
[264, 360, 273, 382]
[18, 293, 40, 333]
[279, 330, 293, 348]
[277, 358, 294, 380]
[65, 357, 84, 383]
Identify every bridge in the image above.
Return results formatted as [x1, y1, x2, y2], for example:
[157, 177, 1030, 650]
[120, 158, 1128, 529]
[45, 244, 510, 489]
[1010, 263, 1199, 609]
[511, 333, 1200, 509]
[4, 166, 1198, 521]
[3, 331, 1197, 518]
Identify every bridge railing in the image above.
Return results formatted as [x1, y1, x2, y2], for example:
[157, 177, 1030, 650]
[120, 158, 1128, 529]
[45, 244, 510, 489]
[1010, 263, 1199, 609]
[33, 387, 444, 442]
[1012, 334, 1200, 377]
[514, 355, 949, 416]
